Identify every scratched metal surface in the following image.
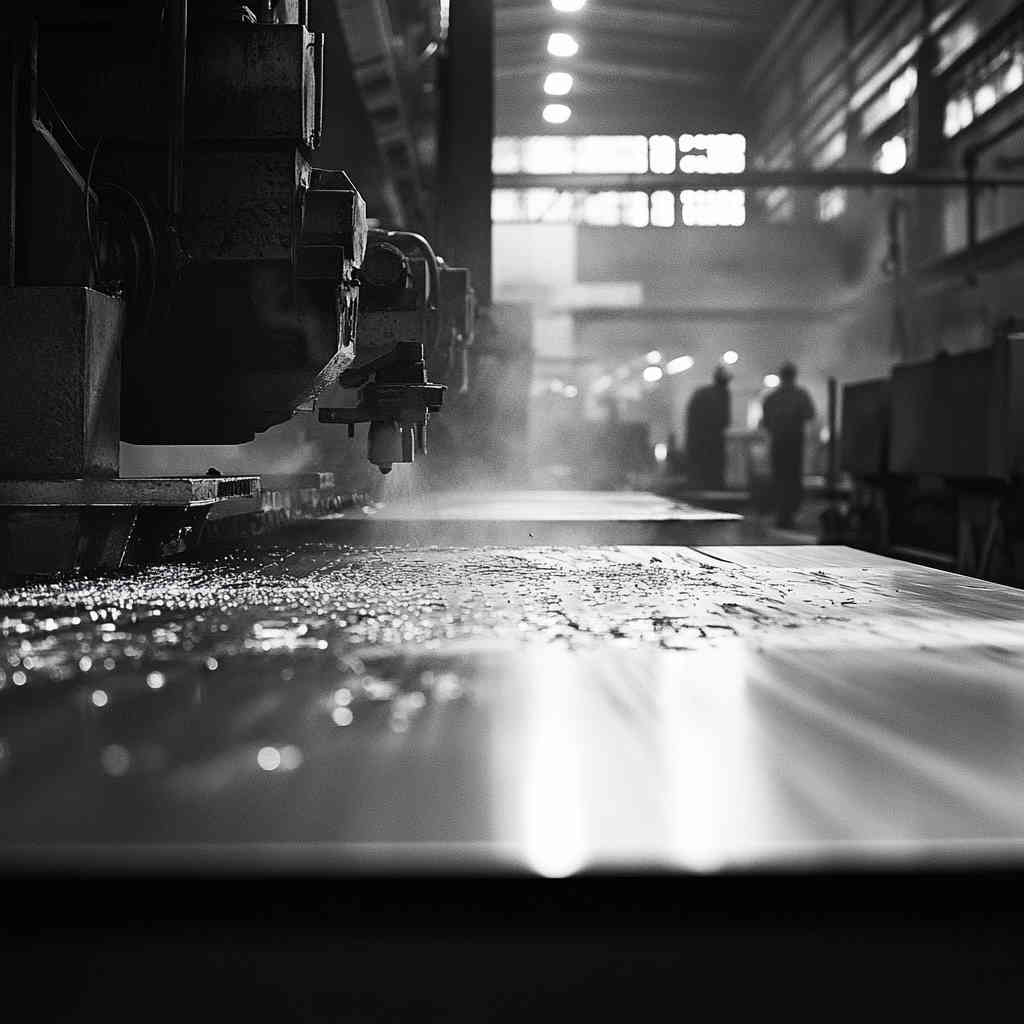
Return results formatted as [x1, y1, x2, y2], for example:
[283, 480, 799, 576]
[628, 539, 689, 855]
[303, 489, 744, 545]
[2, 543, 1024, 873]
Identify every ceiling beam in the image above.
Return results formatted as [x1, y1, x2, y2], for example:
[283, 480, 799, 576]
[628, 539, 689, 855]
[496, 59, 711, 86]
[495, 170, 1024, 190]
[496, 2, 760, 37]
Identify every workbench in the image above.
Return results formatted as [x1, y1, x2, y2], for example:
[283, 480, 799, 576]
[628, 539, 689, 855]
[2, 542, 1023, 871]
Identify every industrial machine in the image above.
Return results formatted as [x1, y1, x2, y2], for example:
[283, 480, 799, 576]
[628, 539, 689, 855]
[836, 319, 1024, 581]
[0, 1, 470, 575]
[318, 227, 474, 473]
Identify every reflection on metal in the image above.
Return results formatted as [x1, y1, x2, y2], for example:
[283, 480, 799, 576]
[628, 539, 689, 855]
[3, 545, 1024, 872]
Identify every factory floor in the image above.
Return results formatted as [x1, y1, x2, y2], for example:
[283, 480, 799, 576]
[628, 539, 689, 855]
[3, 491, 1024, 1012]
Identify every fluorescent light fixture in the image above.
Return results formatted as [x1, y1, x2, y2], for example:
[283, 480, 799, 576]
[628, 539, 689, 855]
[552, 0, 586, 11]
[722, 350, 739, 365]
[543, 103, 572, 124]
[667, 356, 694, 375]
[643, 366, 664, 384]
[763, 373, 781, 389]
[544, 71, 574, 96]
[645, 350, 662, 364]
[547, 32, 579, 57]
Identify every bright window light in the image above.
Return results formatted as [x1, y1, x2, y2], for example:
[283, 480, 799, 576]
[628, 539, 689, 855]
[722, 350, 739, 366]
[524, 187, 572, 222]
[681, 189, 745, 227]
[874, 134, 908, 174]
[654, 443, 668, 463]
[544, 72, 574, 96]
[651, 190, 675, 226]
[667, 355, 694, 375]
[818, 187, 847, 223]
[763, 373, 781, 389]
[574, 136, 648, 173]
[552, 0, 586, 10]
[621, 192, 650, 227]
[649, 135, 676, 174]
[548, 32, 579, 58]
[543, 103, 572, 125]
[643, 366, 664, 384]
[521, 136, 574, 173]
[582, 191, 620, 226]
[645, 350, 662, 364]
[491, 189, 522, 222]
[679, 133, 746, 174]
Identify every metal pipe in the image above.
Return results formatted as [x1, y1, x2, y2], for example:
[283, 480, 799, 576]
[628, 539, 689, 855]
[369, 228, 442, 355]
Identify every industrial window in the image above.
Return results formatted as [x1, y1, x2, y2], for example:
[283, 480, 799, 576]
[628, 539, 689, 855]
[492, 189, 742, 228]
[860, 64, 917, 138]
[648, 135, 676, 174]
[934, 0, 1022, 73]
[678, 134, 746, 174]
[810, 129, 848, 171]
[873, 133, 909, 174]
[818, 188, 848, 223]
[492, 133, 747, 228]
[494, 135, 649, 174]
[943, 37, 1024, 138]
[680, 190, 745, 227]
[761, 187, 794, 224]
[492, 134, 746, 176]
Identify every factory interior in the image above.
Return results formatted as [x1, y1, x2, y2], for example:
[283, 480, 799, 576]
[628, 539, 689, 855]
[5, 0, 1024, 1013]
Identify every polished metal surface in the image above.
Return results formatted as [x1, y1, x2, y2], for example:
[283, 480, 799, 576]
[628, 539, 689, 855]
[314, 489, 744, 545]
[2, 543, 1024, 874]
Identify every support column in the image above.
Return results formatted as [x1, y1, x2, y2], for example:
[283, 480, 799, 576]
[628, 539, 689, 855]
[436, 0, 493, 307]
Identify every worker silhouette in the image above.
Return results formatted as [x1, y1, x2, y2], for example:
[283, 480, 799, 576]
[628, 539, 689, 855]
[762, 361, 815, 529]
[685, 365, 732, 491]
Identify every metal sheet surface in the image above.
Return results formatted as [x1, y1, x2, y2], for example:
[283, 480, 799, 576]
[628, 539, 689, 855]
[1, 544, 1023, 874]
[309, 490, 744, 545]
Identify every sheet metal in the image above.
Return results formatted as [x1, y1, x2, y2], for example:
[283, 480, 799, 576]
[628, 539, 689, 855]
[2, 543, 1024, 874]
[308, 489, 744, 545]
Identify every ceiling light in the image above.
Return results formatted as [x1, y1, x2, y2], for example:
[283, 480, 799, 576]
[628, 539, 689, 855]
[645, 350, 662, 364]
[593, 375, 613, 393]
[763, 373, 780, 389]
[667, 356, 694, 375]
[563, 384, 579, 398]
[722, 350, 739, 365]
[543, 103, 572, 124]
[551, 0, 586, 11]
[544, 71, 574, 96]
[547, 32, 579, 58]
[643, 366, 664, 384]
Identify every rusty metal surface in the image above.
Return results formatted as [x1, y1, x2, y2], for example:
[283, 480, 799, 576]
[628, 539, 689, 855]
[188, 26, 318, 145]
[2, 543, 1024, 872]
[0, 287, 123, 479]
